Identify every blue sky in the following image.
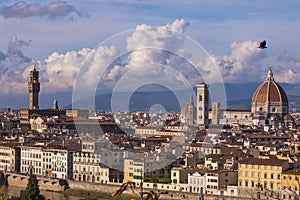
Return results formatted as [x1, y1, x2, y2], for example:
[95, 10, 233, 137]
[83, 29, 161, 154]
[0, 0, 300, 96]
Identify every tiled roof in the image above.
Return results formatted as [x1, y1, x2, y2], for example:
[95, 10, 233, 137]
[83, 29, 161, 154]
[239, 157, 288, 166]
[282, 168, 300, 175]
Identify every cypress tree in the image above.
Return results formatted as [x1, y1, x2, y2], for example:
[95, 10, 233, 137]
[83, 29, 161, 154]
[20, 174, 45, 200]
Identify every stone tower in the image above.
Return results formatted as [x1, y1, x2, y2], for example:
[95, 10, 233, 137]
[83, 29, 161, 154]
[187, 94, 196, 126]
[211, 102, 220, 125]
[197, 83, 209, 127]
[28, 67, 40, 109]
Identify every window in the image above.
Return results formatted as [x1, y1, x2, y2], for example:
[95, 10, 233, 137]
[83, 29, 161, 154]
[264, 182, 267, 189]
[251, 181, 255, 188]
[239, 171, 243, 177]
[245, 181, 248, 187]
[264, 173, 267, 179]
[277, 174, 280, 179]
[270, 182, 274, 190]
[271, 174, 273, 179]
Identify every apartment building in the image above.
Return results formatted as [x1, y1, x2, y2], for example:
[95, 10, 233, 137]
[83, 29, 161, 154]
[50, 147, 73, 179]
[281, 168, 300, 200]
[73, 151, 109, 184]
[188, 172, 205, 193]
[21, 146, 43, 176]
[238, 157, 289, 197]
[0, 143, 20, 172]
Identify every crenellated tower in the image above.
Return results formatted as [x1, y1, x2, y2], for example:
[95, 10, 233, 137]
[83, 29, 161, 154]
[28, 66, 40, 109]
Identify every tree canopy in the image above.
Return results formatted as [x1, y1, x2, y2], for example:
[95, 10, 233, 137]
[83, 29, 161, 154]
[20, 174, 45, 200]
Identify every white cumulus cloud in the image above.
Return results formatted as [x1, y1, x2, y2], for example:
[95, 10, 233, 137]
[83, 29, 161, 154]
[0, 1, 83, 19]
[203, 40, 269, 82]
[1, 19, 300, 97]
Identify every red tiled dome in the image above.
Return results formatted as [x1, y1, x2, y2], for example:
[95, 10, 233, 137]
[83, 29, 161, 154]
[252, 68, 288, 104]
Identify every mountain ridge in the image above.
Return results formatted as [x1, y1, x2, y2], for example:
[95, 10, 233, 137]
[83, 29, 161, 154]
[2, 82, 299, 112]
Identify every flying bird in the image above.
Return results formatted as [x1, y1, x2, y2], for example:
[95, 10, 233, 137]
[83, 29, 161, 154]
[258, 40, 267, 49]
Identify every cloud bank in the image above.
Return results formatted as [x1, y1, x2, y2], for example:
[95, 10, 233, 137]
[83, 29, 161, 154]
[0, 19, 300, 96]
[0, 1, 82, 19]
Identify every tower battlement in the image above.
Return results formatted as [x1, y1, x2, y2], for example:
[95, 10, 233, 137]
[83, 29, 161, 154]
[28, 67, 40, 109]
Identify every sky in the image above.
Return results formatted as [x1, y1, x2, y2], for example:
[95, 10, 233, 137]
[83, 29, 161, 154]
[0, 0, 300, 101]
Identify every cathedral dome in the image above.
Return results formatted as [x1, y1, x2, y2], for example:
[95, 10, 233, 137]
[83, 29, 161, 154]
[251, 68, 289, 118]
[252, 68, 288, 105]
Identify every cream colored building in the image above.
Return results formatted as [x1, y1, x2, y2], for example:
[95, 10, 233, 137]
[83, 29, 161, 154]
[73, 151, 109, 184]
[42, 149, 52, 177]
[21, 146, 43, 176]
[188, 171, 205, 193]
[135, 126, 158, 135]
[50, 148, 73, 179]
[124, 158, 168, 185]
[281, 168, 300, 200]
[238, 157, 289, 198]
[66, 109, 89, 119]
[184, 142, 222, 155]
[0, 143, 20, 172]
[30, 116, 48, 132]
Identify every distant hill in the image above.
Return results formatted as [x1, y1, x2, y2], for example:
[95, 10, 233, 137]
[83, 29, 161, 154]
[70, 82, 300, 112]
[2, 82, 300, 112]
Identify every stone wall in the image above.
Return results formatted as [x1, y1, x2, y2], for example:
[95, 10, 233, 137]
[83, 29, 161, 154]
[5, 173, 68, 192]
[4, 173, 253, 200]
[68, 180, 252, 200]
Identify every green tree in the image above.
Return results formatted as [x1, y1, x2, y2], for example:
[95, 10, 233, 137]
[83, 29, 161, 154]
[20, 174, 45, 200]
[0, 185, 7, 200]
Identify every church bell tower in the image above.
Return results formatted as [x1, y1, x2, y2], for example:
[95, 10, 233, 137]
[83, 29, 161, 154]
[197, 82, 209, 127]
[28, 66, 40, 109]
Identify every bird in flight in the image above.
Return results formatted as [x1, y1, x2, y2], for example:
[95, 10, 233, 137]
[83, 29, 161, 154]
[258, 40, 267, 49]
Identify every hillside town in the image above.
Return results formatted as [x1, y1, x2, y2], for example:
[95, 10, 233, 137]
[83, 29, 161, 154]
[1, 67, 300, 200]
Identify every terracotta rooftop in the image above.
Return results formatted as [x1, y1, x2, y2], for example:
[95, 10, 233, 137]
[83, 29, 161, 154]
[282, 168, 300, 175]
[239, 157, 288, 166]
